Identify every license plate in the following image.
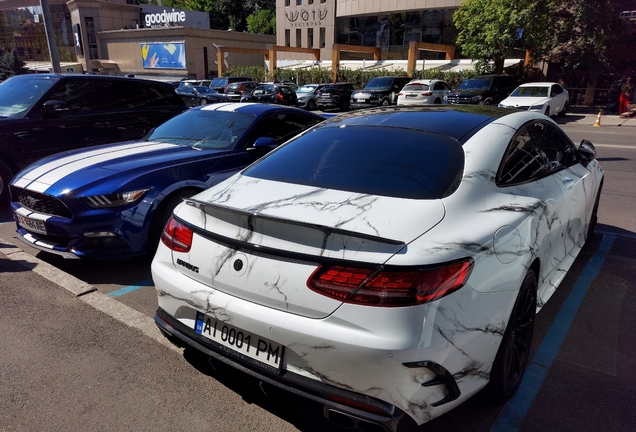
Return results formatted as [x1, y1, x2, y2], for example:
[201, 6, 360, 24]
[356, 99, 365, 102]
[17, 214, 47, 235]
[195, 312, 284, 374]
[406, 95, 417, 98]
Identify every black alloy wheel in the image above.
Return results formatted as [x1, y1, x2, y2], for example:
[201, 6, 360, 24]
[381, 98, 390, 106]
[482, 98, 492, 106]
[485, 270, 537, 402]
[200, 98, 209, 105]
[558, 102, 568, 117]
[307, 99, 317, 111]
[585, 183, 603, 247]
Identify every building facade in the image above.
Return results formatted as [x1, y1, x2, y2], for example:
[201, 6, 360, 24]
[276, 0, 463, 61]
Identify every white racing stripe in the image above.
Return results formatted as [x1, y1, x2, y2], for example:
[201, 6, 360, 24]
[13, 142, 178, 193]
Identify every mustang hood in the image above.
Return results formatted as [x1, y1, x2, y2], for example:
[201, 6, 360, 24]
[168, 175, 447, 318]
[12, 140, 228, 195]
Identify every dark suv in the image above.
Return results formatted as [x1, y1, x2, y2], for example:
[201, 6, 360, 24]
[444, 74, 519, 106]
[316, 82, 359, 111]
[350, 76, 411, 109]
[0, 74, 187, 200]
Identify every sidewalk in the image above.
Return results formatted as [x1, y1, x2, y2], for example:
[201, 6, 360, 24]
[558, 105, 636, 127]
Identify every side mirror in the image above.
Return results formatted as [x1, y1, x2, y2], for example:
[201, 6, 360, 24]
[247, 137, 278, 152]
[42, 100, 69, 116]
[578, 139, 596, 166]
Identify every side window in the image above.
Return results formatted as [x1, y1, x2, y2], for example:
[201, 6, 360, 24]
[542, 123, 579, 167]
[551, 85, 563, 96]
[245, 113, 321, 147]
[47, 78, 106, 112]
[498, 121, 569, 186]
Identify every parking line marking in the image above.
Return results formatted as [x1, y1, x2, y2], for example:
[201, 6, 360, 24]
[490, 234, 616, 432]
[106, 279, 154, 297]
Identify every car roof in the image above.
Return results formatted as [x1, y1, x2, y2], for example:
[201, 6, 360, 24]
[317, 105, 513, 143]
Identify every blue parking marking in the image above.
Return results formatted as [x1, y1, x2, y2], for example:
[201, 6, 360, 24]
[490, 234, 616, 432]
[106, 279, 154, 297]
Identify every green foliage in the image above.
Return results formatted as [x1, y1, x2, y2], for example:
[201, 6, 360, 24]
[0, 49, 27, 81]
[167, 1, 275, 31]
[453, 0, 536, 72]
[225, 65, 479, 89]
[246, 9, 276, 35]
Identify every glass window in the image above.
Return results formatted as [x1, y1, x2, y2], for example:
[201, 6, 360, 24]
[0, 76, 56, 117]
[296, 28, 302, 47]
[498, 121, 577, 186]
[285, 29, 291, 47]
[320, 27, 326, 48]
[308, 28, 314, 48]
[84, 17, 98, 60]
[297, 0, 302, 5]
[244, 125, 465, 199]
[244, 112, 322, 147]
[285, 0, 290, 6]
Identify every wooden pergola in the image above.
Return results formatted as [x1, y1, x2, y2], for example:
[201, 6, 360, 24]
[216, 45, 320, 79]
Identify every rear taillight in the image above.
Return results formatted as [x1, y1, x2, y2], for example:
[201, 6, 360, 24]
[161, 216, 193, 253]
[238, 84, 244, 91]
[277, 92, 284, 102]
[422, 91, 433, 96]
[307, 258, 474, 307]
[398, 92, 403, 96]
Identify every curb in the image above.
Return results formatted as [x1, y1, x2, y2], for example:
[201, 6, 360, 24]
[0, 236, 180, 354]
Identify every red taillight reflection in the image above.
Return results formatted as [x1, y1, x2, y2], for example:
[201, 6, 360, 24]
[160, 216, 193, 253]
[308, 259, 474, 307]
[277, 92, 284, 102]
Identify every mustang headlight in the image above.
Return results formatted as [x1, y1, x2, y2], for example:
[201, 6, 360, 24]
[82, 189, 149, 208]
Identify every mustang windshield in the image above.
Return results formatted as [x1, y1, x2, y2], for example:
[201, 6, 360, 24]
[0, 76, 57, 117]
[148, 109, 255, 150]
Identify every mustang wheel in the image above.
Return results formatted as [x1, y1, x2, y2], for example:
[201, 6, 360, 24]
[486, 270, 537, 402]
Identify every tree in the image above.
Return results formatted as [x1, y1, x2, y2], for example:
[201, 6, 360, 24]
[453, 0, 539, 74]
[164, 0, 275, 32]
[246, 9, 276, 35]
[0, 49, 27, 81]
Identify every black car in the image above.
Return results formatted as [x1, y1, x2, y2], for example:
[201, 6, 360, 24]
[444, 74, 519, 106]
[0, 74, 187, 200]
[240, 84, 298, 106]
[209, 76, 253, 94]
[316, 82, 359, 111]
[350, 76, 411, 109]
[176, 86, 230, 106]
[225, 81, 259, 102]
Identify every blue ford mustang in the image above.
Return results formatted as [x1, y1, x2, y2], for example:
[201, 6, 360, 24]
[9, 103, 326, 259]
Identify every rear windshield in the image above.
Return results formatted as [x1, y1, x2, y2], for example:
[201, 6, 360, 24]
[243, 125, 464, 199]
[403, 83, 430, 91]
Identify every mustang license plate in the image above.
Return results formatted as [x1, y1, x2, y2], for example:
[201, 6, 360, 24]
[17, 214, 47, 235]
[195, 312, 284, 374]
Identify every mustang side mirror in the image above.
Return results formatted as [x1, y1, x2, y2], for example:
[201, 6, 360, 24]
[578, 139, 596, 166]
[248, 137, 278, 152]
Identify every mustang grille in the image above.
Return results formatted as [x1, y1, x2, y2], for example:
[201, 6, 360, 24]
[14, 188, 73, 219]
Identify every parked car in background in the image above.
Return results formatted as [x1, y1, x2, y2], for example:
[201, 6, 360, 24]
[397, 79, 451, 105]
[152, 105, 603, 431]
[175, 85, 230, 106]
[316, 82, 358, 111]
[9, 103, 326, 259]
[240, 84, 298, 106]
[444, 74, 518, 106]
[261, 81, 299, 91]
[498, 82, 569, 117]
[209, 76, 253, 94]
[225, 81, 259, 102]
[177, 79, 212, 88]
[350, 76, 411, 109]
[295, 83, 326, 110]
[0, 74, 187, 201]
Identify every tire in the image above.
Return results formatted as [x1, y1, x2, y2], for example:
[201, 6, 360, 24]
[381, 98, 390, 107]
[148, 189, 198, 257]
[485, 270, 537, 402]
[340, 99, 350, 112]
[0, 160, 13, 204]
[482, 98, 492, 106]
[558, 102, 568, 117]
[585, 183, 602, 247]
[200, 98, 209, 105]
[434, 98, 442, 104]
[544, 106, 550, 116]
[307, 99, 317, 111]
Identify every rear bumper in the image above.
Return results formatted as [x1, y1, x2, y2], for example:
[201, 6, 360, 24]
[154, 307, 408, 432]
